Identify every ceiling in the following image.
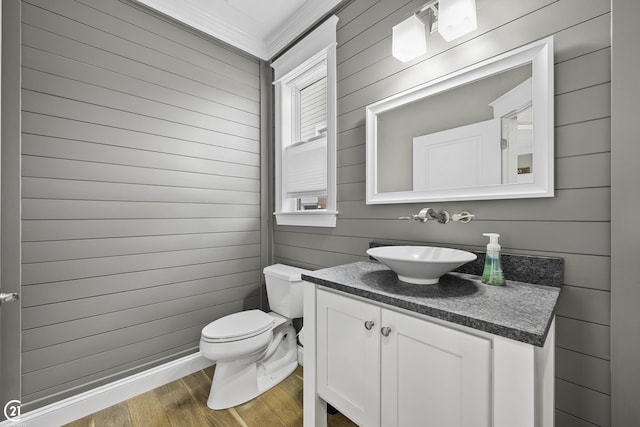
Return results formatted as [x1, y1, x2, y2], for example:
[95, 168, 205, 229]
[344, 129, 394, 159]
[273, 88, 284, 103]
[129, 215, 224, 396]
[133, 0, 343, 60]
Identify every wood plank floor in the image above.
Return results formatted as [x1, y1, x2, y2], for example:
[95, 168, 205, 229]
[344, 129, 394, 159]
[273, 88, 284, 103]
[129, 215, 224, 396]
[64, 365, 357, 427]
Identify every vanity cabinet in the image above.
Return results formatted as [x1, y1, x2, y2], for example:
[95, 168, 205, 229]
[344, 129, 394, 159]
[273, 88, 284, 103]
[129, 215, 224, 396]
[316, 288, 491, 427]
[303, 269, 557, 427]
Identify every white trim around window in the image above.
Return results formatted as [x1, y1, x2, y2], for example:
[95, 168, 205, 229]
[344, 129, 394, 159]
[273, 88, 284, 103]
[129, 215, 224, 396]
[272, 16, 338, 227]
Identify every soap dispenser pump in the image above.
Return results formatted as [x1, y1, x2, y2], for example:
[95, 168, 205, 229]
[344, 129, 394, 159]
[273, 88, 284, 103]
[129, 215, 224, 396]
[482, 233, 506, 286]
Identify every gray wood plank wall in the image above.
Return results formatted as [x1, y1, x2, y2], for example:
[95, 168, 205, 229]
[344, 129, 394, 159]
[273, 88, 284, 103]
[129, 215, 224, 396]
[273, 0, 612, 425]
[19, 0, 263, 409]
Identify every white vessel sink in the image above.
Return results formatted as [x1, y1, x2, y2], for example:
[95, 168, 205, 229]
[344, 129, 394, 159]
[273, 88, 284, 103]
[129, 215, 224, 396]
[366, 246, 477, 285]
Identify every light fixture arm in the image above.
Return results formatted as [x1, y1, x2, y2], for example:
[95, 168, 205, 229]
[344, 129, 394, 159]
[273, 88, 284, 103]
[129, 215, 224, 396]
[414, 0, 439, 34]
[418, 0, 439, 19]
[416, 0, 439, 15]
[416, 7, 436, 34]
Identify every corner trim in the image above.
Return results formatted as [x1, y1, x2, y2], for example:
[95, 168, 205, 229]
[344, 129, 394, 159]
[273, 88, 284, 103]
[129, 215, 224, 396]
[0, 353, 213, 427]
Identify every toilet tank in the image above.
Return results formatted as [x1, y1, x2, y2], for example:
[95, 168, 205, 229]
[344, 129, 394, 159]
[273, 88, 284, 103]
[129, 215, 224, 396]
[263, 264, 309, 318]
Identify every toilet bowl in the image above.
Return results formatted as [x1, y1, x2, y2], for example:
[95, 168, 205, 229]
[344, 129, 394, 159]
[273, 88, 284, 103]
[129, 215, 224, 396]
[199, 264, 308, 409]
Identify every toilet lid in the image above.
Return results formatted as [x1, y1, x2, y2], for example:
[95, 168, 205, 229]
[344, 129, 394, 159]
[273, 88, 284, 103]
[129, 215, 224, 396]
[202, 310, 274, 341]
[263, 263, 308, 281]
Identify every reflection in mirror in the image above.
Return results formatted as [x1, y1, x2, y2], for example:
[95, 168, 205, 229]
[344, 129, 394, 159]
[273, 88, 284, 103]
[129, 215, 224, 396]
[366, 37, 554, 204]
[377, 65, 532, 192]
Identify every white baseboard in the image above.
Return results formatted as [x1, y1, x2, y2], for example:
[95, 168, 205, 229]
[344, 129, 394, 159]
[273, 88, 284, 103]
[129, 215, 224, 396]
[1, 353, 213, 427]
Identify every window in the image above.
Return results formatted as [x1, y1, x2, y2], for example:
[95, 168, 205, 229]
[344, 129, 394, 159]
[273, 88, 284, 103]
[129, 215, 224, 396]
[272, 16, 338, 227]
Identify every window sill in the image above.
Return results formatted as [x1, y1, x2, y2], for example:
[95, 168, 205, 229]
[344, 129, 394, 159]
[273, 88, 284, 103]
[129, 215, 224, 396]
[274, 211, 338, 227]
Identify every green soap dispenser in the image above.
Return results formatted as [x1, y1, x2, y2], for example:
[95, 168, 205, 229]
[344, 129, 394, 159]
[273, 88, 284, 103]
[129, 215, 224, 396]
[482, 233, 506, 286]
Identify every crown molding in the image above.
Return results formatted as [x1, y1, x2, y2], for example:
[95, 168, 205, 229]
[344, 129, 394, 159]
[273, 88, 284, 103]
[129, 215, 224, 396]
[133, 0, 342, 61]
[133, 0, 268, 58]
[198, 14, 268, 59]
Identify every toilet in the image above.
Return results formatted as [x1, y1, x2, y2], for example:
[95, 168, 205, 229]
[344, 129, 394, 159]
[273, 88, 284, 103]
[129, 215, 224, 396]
[199, 263, 308, 409]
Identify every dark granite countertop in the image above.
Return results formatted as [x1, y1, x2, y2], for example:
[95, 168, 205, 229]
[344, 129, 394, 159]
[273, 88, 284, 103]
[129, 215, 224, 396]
[302, 261, 561, 347]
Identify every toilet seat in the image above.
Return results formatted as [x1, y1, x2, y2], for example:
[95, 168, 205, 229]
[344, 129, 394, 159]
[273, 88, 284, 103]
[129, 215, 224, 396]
[202, 310, 275, 343]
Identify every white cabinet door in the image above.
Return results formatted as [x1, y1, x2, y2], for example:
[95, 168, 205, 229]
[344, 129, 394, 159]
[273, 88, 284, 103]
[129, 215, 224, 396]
[381, 309, 492, 427]
[317, 289, 381, 427]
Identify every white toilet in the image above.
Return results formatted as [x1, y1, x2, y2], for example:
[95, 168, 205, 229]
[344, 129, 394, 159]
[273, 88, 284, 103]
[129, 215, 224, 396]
[199, 263, 308, 409]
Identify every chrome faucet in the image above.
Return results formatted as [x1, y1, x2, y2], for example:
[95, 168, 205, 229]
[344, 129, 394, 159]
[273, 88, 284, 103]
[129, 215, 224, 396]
[399, 208, 474, 224]
[451, 210, 475, 224]
[399, 207, 450, 224]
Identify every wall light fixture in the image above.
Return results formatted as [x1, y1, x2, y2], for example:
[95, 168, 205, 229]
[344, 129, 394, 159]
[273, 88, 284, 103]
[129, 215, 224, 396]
[391, 0, 477, 62]
[392, 14, 429, 62]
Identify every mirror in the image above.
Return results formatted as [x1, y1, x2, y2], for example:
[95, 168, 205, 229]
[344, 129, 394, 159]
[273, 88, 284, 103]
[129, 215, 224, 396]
[366, 37, 554, 204]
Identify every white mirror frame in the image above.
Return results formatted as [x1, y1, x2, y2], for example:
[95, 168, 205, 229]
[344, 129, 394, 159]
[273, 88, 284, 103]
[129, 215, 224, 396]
[366, 37, 554, 204]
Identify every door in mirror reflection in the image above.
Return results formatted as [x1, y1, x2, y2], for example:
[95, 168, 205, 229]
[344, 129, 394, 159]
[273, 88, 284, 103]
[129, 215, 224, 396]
[501, 104, 533, 184]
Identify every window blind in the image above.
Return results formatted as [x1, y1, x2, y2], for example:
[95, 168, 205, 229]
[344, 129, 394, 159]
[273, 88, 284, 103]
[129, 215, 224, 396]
[299, 76, 327, 142]
[284, 136, 327, 198]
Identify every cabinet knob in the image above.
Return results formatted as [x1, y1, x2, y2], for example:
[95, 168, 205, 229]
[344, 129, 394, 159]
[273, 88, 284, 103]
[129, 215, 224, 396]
[380, 326, 392, 337]
[364, 320, 375, 330]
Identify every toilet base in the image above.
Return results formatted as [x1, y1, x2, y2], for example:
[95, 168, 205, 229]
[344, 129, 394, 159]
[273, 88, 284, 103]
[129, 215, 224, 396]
[206, 324, 298, 410]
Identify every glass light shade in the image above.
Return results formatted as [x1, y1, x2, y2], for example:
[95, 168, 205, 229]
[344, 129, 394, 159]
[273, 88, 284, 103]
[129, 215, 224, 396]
[392, 15, 427, 62]
[438, 0, 477, 42]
